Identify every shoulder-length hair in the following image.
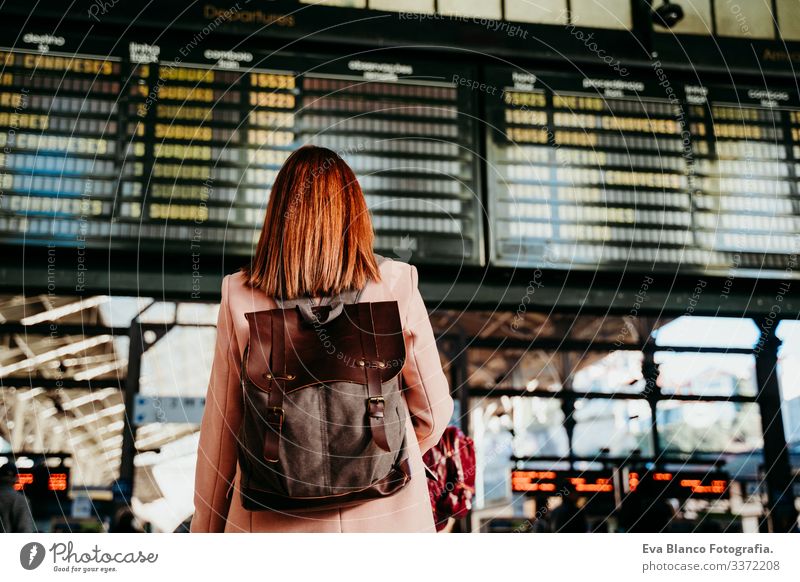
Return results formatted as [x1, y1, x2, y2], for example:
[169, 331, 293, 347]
[241, 144, 381, 299]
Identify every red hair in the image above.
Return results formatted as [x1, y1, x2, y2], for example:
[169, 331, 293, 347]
[242, 145, 381, 298]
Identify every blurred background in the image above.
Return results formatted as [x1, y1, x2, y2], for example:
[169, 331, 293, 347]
[0, 0, 799, 533]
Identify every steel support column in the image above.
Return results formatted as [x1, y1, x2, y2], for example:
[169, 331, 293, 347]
[754, 320, 798, 532]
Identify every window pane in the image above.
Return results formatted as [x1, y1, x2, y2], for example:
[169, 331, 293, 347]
[570, 0, 631, 29]
[140, 326, 216, 397]
[656, 402, 763, 454]
[470, 349, 644, 393]
[653, 316, 759, 348]
[175, 302, 219, 326]
[505, 0, 567, 24]
[470, 396, 568, 507]
[99, 296, 153, 327]
[512, 397, 569, 457]
[714, 0, 775, 39]
[656, 352, 757, 397]
[655, 0, 712, 35]
[300, 0, 366, 6]
[776, 0, 800, 41]
[439, 0, 501, 19]
[573, 399, 653, 456]
[572, 351, 644, 394]
[470, 397, 514, 507]
[370, 0, 434, 13]
[468, 348, 564, 391]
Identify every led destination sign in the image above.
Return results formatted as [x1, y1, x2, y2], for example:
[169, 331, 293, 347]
[511, 468, 731, 500]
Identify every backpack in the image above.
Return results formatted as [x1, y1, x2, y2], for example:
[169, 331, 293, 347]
[236, 256, 411, 511]
[422, 426, 476, 530]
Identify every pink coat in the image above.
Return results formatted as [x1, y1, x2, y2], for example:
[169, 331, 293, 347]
[190, 257, 454, 532]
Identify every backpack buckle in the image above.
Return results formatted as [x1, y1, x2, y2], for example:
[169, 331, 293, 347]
[367, 396, 385, 419]
[266, 406, 285, 426]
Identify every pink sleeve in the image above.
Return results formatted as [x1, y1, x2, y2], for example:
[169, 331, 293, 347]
[190, 275, 243, 533]
[401, 264, 454, 454]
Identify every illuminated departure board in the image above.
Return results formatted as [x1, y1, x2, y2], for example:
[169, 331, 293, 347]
[3, 27, 800, 280]
[511, 469, 615, 494]
[628, 470, 730, 500]
[0, 36, 482, 266]
[487, 67, 800, 277]
[511, 468, 730, 500]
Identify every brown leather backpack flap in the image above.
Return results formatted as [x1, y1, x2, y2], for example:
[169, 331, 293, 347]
[243, 300, 406, 392]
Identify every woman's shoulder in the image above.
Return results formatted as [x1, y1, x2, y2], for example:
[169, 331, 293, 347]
[374, 254, 416, 292]
[221, 269, 248, 295]
[220, 270, 268, 308]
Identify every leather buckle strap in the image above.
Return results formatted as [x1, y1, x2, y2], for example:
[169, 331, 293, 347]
[263, 310, 287, 463]
[367, 396, 385, 420]
[265, 406, 285, 425]
[357, 302, 390, 452]
[263, 407, 284, 462]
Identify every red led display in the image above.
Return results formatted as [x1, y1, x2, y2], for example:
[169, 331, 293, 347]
[11, 467, 70, 498]
[511, 469, 614, 495]
[628, 470, 729, 499]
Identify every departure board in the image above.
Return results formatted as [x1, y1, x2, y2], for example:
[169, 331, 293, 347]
[0, 34, 482, 266]
[486, 67, 800, 278]
[511, 468, 730, 499]
[686, 84, 800, 269]
[628, 470, 730, 500]
[511, 469, 615, 495]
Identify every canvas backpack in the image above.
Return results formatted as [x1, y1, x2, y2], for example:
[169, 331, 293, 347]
[236, 256, 411, 511]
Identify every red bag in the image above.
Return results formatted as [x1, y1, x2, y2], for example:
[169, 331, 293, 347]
[422, 426, 476, 531]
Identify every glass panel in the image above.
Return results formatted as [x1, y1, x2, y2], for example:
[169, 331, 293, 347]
[468, 348, 563, 391]
[138, 301, 176, 324]
[656, 401, 763, 454]
[776, 0, 800, 41]
[470, 349, 644, 392]
[438, 0, 502, 19]
[656, 352, 757, 396]
[505, 0, 568, 24]
[176, 302, 220, 326]
[98, 297, 153, 327]
[573, 399, 653, 456]
[470, 395, 569, 507]
[655, 0, 713, 35]
[369, 0, 435, 13]
[572, 351, 644, 394]
[570, 0, 632, 30]
[653, 315, 759, 348]
[512, 397, 569, 457]
[300, 0, 366, 6]
[714, 0, 775, 38]
[434, 310, 648, 345]
[140, 326, 216, 396]
[470, 397, 514, 507]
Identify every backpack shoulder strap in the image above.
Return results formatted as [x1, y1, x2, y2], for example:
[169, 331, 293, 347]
[275, 254, 388, 319]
